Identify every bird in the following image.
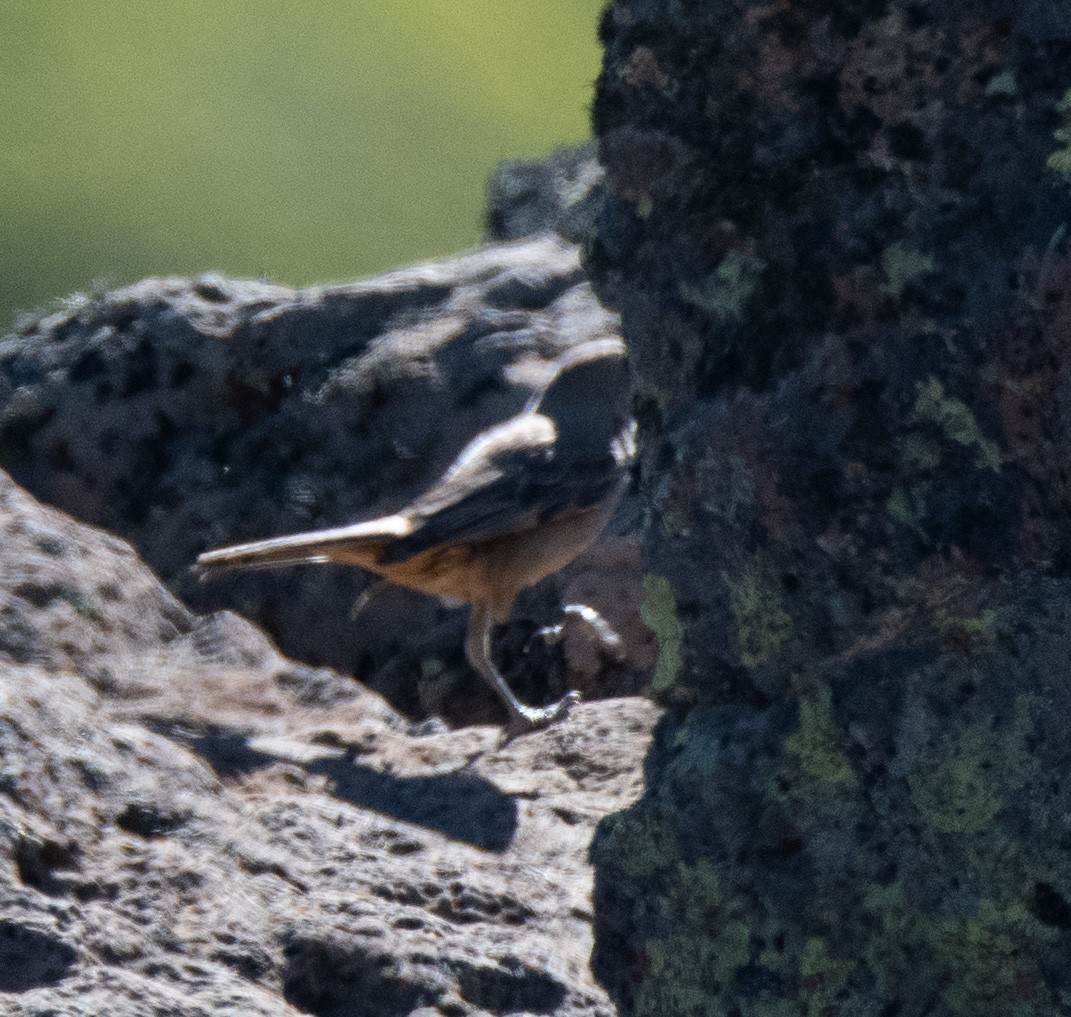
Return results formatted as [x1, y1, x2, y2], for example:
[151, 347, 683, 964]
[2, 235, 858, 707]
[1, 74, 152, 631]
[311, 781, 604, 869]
[193, 338, 635, 733]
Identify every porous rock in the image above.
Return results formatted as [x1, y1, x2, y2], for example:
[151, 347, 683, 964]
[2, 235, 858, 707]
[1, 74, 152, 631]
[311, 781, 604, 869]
[587, 3, 1071, 1015]
[0, 469, 658, 1016]
[0, 234, 651, 724]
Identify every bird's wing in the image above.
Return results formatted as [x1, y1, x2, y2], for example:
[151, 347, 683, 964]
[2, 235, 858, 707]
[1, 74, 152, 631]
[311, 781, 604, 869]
[379, 412, 621, 564]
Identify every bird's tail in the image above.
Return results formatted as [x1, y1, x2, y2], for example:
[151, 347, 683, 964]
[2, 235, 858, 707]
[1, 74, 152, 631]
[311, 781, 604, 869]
[193, 515, 412, 580]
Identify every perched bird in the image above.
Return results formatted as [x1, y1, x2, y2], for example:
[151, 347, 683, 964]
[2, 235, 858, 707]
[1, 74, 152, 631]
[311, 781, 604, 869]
[194, 339, 635, 732]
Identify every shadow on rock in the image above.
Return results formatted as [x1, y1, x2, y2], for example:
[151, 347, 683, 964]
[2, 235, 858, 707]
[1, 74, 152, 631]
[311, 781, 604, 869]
[306, 757, 517, 853]
[180, 728, 518, 852]
[0, 922, 78, 992]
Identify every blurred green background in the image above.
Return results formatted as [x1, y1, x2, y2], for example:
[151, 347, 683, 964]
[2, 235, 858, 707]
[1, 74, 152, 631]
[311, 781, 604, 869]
[1, 2, 606, 330]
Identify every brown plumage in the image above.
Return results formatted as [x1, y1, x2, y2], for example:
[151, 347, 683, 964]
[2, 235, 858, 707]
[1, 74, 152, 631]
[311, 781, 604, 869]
[194, 339, 635, 732]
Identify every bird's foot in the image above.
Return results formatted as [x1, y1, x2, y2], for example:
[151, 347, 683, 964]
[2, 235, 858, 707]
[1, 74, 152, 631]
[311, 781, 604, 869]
[501, 690, 581, 742]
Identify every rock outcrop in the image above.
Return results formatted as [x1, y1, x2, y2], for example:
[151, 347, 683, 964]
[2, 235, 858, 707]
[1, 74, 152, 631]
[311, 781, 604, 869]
[0, 234, 651, 725]
[587, 3, 1071, 1015]
[0, 470, 658, 1016]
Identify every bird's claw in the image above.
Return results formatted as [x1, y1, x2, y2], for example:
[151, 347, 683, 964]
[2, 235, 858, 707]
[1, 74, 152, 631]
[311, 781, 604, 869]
[501, 690, 581, 743]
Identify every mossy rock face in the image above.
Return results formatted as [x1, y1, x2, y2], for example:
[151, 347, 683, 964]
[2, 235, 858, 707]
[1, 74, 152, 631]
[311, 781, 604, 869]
[594, 578, 1071, 1015]
[589, 0, 1071, 1013]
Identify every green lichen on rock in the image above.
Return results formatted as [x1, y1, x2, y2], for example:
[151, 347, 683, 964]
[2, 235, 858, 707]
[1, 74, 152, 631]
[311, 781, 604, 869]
[695, 451, 754, 522]
[934, 607, 997, 652]
[908, 697, 1033, 835]
[636, 922, 751, 1017]
[885, 485, 927, 538]
[881, 242, 936, 299]
[923, 900, 1049, 1016]
[672, 857, 724, 924]
[589, 0, 1071, 1012]
[1047, 89, 1071, 180]
[652, 473, 694, 537]
[678, 247, 766, 324]
[640, 573, 683, 693]
[908, 723, 1003, 833]
[857, 883, 1054, 1015]
[984, 69, 1018, 97]
[728, 560, 792, 670]
[594, 581, 1071, 1016]
[784, 683, 856, 788]
[910, 378, 1002, 472]
[887, 380, 1004, 541]
[799, 938, 855, 1016]
[898, 432, 943, 473]
[596, 801, 679, 882]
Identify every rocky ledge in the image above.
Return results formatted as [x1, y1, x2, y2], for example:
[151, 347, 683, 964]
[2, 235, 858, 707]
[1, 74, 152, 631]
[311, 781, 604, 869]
[0, 469, 657, 1016]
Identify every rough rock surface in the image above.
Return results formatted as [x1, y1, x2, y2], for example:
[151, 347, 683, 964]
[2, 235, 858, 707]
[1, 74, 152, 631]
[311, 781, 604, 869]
[586, 3, 1071, 1016]
[485, 144, 603, 247]
[0, 469, 658, 1016]
[0, 235, 652, 725]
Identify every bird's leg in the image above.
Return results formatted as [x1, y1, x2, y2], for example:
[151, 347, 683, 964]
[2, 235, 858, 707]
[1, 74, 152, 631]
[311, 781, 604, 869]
[348, 578, 388, 620]
[465, 603, 580, 735]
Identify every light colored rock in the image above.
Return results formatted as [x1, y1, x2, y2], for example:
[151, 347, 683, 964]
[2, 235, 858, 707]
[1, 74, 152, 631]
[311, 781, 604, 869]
[0, 471, 657, 1016]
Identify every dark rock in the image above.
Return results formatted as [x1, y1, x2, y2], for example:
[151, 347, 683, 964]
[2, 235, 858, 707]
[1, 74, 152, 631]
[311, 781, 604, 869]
[486, 143, 604, 247]
[587, 2, 1071, 1014]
